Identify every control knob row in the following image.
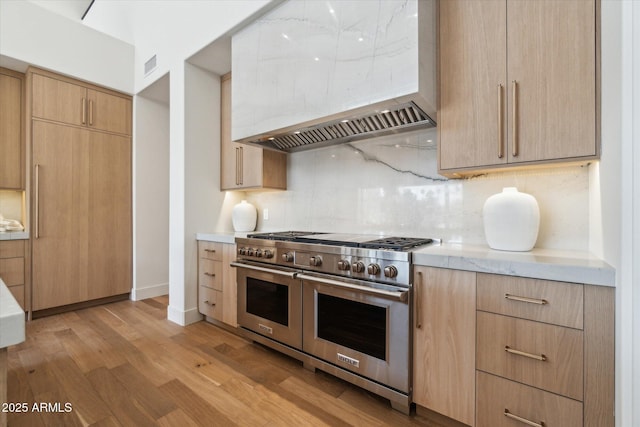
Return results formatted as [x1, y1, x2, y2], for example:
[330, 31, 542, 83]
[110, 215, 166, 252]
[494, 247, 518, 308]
[342, 260, 398, 278]
[237, 247, 273, 259]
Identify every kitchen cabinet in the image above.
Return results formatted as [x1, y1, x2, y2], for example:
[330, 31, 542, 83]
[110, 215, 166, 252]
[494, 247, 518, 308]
[413, 266, 476, 426]
[438, 0, 598, 176]
[476, 273, 614, 427]
[0, 240, 28, 310]
[0, 68, 25, 189]
[220, 73, 287, 191]
[31, 70, 132, 136]
[197, 241, 237, 327]
[28, 67, 132, 313]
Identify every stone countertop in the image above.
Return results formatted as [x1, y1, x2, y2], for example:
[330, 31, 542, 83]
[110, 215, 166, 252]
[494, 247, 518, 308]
[0, 278, 25, 349]
[412, 243, 615, 287]
[196, 231, 248, 244]
[0, 231, 29, 241]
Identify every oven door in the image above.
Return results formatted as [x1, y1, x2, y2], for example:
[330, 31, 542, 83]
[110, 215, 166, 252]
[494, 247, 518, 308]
[300, 272, 410, 393]
[232, 261, 303, 349]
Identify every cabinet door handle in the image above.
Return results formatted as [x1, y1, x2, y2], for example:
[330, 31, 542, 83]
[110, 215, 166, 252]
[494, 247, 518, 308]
[504, 409, 545, 427]
[35, 164, 41, 239]
[235, 147, 240, 185]
[239, 146, 244, 185]
[81, 98, 86, 124]
[512, 80, 519, 157]
[498, 84, 504, 159]
[415, 271, 423, 329]
[505, 346, 547, 362]
[204, 272, 216, 277]
[89, 100, 94, 125]
[204, 249, 216, 253]
[505, 293, 548, 305]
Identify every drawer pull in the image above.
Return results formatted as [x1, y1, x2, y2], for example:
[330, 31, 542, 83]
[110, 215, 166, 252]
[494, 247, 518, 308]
[203, 300, 216, 306]
[505, 293, 548, 305]
[204, 249, 216, 253]
[505, 346, 547, 362]
[504, 409, 545, 427]
[204, 272, 216, 277]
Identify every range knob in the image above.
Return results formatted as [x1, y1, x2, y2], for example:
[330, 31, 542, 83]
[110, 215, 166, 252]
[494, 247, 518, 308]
[282, 252, 294, 262]
[309, 256, 322, 267]
[263, 249, 274, 259]
[255, 249, 264, 258]
[352, 261, 365, 273]
[247, 248, 256, 256]
[337, 260, 350, 271]
[367, 263, 381, 275]
[384, 265, 398, 278]
[238, 247, 247, 255]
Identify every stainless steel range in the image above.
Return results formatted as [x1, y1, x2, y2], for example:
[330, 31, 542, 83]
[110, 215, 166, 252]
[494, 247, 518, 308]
[231, 231, 433, 413]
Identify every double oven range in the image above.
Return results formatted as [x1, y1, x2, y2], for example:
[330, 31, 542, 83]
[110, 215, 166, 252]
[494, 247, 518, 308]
[231, 231, 433, 413]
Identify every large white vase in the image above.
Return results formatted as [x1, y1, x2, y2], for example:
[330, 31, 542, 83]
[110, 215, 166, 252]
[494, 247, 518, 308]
[483, 187, 540, 252]
[232, 200, 257, 232]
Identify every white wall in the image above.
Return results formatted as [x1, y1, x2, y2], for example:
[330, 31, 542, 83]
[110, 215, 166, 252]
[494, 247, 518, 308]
[0, 0, 133, 92]
[133, 75, 170, 300]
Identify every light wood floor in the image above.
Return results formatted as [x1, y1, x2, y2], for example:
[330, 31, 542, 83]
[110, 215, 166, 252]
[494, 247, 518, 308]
[6, 296, 462, 426]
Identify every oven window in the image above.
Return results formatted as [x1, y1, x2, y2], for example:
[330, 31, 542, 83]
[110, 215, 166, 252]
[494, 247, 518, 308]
[246, 277, 289, 326]
[317, 293, 386, 360]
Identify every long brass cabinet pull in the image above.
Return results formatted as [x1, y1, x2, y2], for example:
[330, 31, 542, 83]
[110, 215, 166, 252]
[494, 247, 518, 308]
[512, 80, 519, 157]
[498, 84, 504, 158]
[35, 164, 40, 239]
[505, 346, 547, 361]
[504, 409, 545, 427]
[89, 100, 94, 125]
[239, 146, 244, 185]
[415, 271, 423, 329]
[81, 98, 86, 124]
[505, 293, 548, 305]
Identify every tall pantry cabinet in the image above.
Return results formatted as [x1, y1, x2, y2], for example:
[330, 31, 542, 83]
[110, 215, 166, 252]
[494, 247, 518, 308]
[27, 68, 132, 313]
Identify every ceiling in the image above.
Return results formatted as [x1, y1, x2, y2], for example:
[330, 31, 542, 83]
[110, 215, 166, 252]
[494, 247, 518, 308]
[27, 0, 94, 21]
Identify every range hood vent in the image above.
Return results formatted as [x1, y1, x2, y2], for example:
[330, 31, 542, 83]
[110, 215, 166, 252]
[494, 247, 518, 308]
[253, 102, 434, 152]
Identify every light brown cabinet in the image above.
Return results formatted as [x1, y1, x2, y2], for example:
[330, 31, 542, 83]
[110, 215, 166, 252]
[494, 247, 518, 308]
[220, 73, 287, 191]
[0, 240, 27, 310]
[0, 68, 25, 189]
[28, 68, 132, 313]
[438, 0, 598, 176]
[197, 241, 237, 327]
[31, 71, 132, 136]
[413, 266, 476, 426]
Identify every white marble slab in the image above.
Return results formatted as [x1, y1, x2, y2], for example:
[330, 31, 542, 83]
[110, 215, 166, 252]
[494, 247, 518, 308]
[196, 232, 247, 244]
[413, 243, 615, 287]
[0, 231, 29, 241]
[0, 278, 25, 348]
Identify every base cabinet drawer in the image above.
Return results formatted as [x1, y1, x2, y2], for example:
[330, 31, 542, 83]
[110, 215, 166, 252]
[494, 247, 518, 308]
[199, 242, 223, 261]
[477, 311, 583, 400]
[199, 259, 223, 291]
[199, 286, 223, 321]
[477, 371, 582, 427]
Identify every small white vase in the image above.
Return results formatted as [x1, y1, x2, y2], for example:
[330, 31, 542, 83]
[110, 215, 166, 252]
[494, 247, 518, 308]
[483, 187, 540, 252]
[232, 200, 257, 232]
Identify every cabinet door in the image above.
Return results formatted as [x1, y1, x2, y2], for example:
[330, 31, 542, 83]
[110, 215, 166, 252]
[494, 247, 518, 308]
[86, 89, 132, 135]
[221, 243, 237, 327]
[31, 73, 87, 127]
[0, 70, 24, 189]
[413, 266, 476, 426]
[87, 131, 132, 300]
[507, 0, 596, 163]
[438, 0, 507, 171]
[32, 121, 90, 310]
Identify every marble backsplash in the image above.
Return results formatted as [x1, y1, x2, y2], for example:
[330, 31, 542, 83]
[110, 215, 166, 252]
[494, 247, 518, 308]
[245, 128, 590, 252]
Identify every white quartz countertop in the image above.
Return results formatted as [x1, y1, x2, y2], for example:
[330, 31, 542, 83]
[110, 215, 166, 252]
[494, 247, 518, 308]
[0, 231, 29, 241]
[0, 278, 25, 348]
[413, 243, 615, 287]
[196, 231, 248, 244]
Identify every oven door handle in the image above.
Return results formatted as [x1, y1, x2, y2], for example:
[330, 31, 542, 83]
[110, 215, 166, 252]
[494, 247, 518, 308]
[230, 261, 298, 279]
[297, 273, 408, 302]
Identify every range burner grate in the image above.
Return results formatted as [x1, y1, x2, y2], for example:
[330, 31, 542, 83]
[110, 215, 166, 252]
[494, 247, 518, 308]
[359, 237, 433, 251]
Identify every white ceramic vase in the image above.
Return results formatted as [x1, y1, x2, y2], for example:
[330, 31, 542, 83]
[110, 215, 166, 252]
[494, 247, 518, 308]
[232, 200, 257, 232]
[483, 187, 540, 252]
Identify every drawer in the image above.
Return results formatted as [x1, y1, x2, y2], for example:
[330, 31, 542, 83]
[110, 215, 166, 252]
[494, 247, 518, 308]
[477, 311, 583, 400]
[0, 257, 25, 286]
[477, 371, 582, 427]
[199, 286, 222, 321]
[0, 240, 25, 258]
[199, 241, 223, 261]
[477, 273, 583, 329]
[8, 285, 25, 310]
[199, 259, 223, 291]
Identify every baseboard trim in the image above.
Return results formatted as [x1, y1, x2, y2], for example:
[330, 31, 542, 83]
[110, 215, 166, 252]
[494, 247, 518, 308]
[167, 305, 202, 326]
[131, 283, 169, 301]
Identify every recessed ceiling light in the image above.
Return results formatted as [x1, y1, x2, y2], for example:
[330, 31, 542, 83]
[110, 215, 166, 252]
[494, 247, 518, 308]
[314, 57, 320, 61]
[341, 119, 349, 123]
[380, 109, 390, 114]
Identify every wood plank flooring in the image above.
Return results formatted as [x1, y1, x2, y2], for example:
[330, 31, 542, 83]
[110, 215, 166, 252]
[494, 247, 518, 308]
[5, 296, 462, 426]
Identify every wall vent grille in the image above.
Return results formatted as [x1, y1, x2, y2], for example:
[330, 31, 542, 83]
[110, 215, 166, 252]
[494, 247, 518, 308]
[144, 55, 157, 76]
